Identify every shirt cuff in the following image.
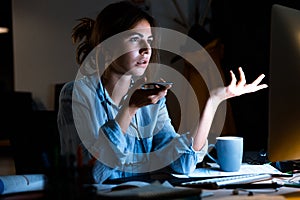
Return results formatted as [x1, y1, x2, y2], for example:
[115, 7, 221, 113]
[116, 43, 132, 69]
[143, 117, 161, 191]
[187, 134, 208, 163]
[101, 120, 126, 147]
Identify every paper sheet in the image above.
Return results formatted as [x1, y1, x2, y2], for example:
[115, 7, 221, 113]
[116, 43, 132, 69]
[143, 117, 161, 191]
[211, 194, 285, 200]
[172, 163, 284, 178]
[96, 181, 202, 198]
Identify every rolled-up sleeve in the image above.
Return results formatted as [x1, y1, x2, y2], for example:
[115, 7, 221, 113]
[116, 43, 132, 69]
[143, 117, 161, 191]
[90, 120, 130, 168]
[150, 98, 208, 175]
[169, 136, 208, 174]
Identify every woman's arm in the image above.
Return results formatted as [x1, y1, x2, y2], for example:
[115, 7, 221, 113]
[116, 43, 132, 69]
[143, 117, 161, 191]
[115, 82, 171, 134]
[190, 67, 268, 151]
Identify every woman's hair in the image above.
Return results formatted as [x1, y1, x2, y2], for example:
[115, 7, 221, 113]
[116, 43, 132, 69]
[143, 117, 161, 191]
[72, 0, 158, 65]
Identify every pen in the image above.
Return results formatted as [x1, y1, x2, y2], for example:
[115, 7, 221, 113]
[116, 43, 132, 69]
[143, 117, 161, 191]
[221, 182, 283, 189]
[271, 173, 293, 177]
[286, 170, 300, 174]
[222, 182, 300, 189]
[283, 183, 300, 188]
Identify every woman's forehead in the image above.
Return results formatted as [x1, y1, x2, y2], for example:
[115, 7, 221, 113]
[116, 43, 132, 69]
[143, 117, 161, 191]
[130, 19, 152, 35]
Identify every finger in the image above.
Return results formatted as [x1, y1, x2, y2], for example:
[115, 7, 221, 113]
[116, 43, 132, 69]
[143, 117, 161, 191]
[245, 83, 268, 93]
[229, 70, 237, 86]
[237, 67, 246, 86]
[156, 91, 168, 102]
[143, 87, 165, 95]
[165, 84, 172, 90]
[159, 77, 166, 82]
[159, 89, 168, 97]
[251, 74, 266, 86]
[158, 78, 172, 89]
[252, 84, 268, 92]
[148, 95, 160, 104]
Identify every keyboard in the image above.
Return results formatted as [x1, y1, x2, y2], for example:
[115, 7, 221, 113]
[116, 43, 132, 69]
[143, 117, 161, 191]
[180, 173, 272, 189]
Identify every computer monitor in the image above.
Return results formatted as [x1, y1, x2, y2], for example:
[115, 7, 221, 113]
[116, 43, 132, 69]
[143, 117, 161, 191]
[268, 4, 300, 162]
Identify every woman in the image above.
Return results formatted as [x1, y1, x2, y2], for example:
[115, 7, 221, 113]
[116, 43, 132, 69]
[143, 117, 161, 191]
[57, 1, 267, 184]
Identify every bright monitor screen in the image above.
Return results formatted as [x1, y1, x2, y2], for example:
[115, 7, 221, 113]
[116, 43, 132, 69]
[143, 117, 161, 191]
[268, 4, 300, 162]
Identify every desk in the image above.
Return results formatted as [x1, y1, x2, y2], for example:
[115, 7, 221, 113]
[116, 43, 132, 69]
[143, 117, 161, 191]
[199, 174, 300, 199]
[202, 187, 300, 199]
[1, 167, 300, 200]
[103, 173, 300, 200]
[0, 185, 299, 200]
[0, 182, 299, 200]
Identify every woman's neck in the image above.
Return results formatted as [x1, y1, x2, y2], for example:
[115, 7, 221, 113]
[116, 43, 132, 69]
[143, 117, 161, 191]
[102, 71, 132, 106]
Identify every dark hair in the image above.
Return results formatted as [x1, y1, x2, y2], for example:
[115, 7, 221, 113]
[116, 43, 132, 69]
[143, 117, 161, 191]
[72, 1, 158, 65]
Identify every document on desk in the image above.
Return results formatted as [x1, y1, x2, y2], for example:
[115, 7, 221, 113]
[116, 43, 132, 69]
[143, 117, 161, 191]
[0, 174, 46, 195]
[209, 195, 285, 200]
[172, 163, 284, 178]
[95, 181, 202, 199]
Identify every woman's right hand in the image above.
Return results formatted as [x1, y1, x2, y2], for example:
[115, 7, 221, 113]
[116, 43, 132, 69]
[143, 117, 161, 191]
[128, 84, 171, 108]
[125, 77, 171, 109]
[116, 78, 171, 133]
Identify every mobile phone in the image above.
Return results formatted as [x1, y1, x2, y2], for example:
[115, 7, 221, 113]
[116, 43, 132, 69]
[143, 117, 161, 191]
[141, 82, 173, 90]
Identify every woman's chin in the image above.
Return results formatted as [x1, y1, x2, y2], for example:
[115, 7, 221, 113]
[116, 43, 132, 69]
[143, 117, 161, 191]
[133, 68, 147, 77]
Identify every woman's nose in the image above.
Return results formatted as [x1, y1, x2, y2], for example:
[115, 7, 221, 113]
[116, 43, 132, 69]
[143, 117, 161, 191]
[139, 40, 151, 55]
[139, 47, 150, 55]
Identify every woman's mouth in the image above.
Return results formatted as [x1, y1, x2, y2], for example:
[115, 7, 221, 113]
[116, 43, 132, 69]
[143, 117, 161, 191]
[136, 59, 148, 66]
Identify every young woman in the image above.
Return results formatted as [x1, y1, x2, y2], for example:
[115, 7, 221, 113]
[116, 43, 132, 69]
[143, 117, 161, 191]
[57, 1, 268, 184]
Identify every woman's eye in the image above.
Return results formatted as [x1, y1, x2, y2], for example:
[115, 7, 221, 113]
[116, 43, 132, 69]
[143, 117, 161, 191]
[129, 37, 139, 42]
[147, 38, 153, 45]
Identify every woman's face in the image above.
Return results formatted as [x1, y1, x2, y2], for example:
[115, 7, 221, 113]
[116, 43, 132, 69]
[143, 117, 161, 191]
[109, 19, 153, 77]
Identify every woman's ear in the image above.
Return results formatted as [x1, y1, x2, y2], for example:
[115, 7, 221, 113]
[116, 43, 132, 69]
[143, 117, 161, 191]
[96, 44, 113, 68]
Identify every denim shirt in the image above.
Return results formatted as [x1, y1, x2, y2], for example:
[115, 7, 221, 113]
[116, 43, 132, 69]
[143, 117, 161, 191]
[57, 73, 208, 184]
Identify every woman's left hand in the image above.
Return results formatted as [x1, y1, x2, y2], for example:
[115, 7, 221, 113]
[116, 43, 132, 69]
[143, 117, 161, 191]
[211, 67, 268, 102]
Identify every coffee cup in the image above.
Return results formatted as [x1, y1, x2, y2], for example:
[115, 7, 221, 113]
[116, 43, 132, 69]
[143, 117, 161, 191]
[207, 136, 243, 172]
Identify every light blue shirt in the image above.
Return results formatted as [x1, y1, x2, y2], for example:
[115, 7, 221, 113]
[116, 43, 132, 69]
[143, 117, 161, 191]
[57, 72, 207, 184]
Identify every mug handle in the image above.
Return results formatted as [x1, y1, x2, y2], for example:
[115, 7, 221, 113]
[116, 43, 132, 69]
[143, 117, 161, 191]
[206, 144, 218, 164]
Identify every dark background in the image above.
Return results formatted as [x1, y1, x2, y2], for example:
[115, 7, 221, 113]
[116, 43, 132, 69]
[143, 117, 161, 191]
[0, 0, 13, 91]
[209, 0, 300, 151]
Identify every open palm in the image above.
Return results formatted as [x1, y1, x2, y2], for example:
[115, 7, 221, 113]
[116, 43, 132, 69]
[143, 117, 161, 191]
[211, 67, 268, 102]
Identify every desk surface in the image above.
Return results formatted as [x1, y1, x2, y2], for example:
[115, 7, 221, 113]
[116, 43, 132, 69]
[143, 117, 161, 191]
[201, 174, 300, 200]
[0, 183, 299, 200]
[203, 185, 300, 200]
[0, 187, 299, 200]
[1, 168, 300, 200]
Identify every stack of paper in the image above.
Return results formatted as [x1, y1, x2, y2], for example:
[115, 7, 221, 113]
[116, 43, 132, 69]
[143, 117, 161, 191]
[172, 163, 284, 178]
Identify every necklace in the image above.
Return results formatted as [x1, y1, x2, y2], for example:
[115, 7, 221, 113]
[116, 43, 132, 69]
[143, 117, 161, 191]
[131, 114, 141, 140]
